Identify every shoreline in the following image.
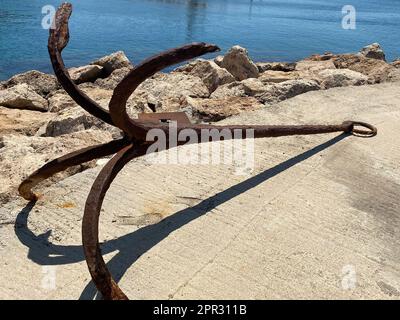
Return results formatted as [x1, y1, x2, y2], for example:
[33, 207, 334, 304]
[2, 51, 400, 83]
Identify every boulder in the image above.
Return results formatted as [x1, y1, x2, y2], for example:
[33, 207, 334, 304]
[99, 71, 215, 114]
[210, 78, 275, 99]
[0, 84, 48, 111]
[259, 80, 321, 105]
[220, 46, 259, 80]
[91, 51, 132, 76]
[317, 69, 369, 89]
[214, 55, 224, 66]
[256, 62, 296, 73]
[0, 129, 113, 202]
[173, 59, 234, 93]
[68, 64, 104, 84]
[136, 72, 209, 111]
[47, 85, 113, 113]
[172, 60, 199, 73]
[78, 84, 116, 109]
[182, 96, 264, 122]
[391, 59, 400, 69]
[47, 84, 151, 117]
[210, 81, 247, 99]
[0, 106, 55, 136]
[240, 78, 269, 96]
[304, 52, 335, 61]
[258, 70, 301, 83]
[333, 54, 395, 83]
[47, 90, 78, 113]
[295, 59, 336, 76]
[360, 43, 386, 61]
[211, 78, 321, 105]
[41, 106, 110, 137]
[94, 67, 132, 90]
[43, 85, 151, 137]
[387, 69, 400, 82]
[2, 70, 59, 97]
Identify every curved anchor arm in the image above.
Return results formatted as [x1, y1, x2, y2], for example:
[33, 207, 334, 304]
[18, 138, 130, 201]
[82, 143, 148, 300]
[109, 43, 220, 139]
[48, 3, 115, 126]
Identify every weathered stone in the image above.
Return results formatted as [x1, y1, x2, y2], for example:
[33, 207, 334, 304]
[0, 106, 55, 136]
[91, 51, 132, 76]
[68, 64, 104, 84]
[240, 78, 268, 96]
[182, 96, 264, 122]
[211, 78, 321, 105]
[43, 85, 150, 137]
[333, 54, 396, 83]
[40, 106, 112, 137]
[220, 46, 259, 80]
[172, 60, 199, 73]
[46, 83, 150, 118]
[78, 84, 116, 109]
[0, 130, 113, 202]
[387, 69, 400, 82]
[47, 90, 77, 113]
[295, 59, 336, 76]
[210, 81, 247, 99]
[136, 72, 209, 107]
[94, 67, 132, 90]
[2, 70, 59, 97]
[259, 70, 301, 83]
[214, 55, 224, 66]
[304, 52, 334, 61]
[317, 69, 369, 89]
[0, 84, 48, 111]
[360, 43, 386, 61]
[47, 84, 114, 112]
[42, 86, 118, 137]
[259, 80, 321, 105]
[391, 59, 400, 69]
[256, 62, 296, 73]
[210, 78, 270, 99]
[174, 59, 234, 93]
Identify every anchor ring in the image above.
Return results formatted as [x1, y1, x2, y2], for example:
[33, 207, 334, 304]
[349, 121, 378, 137]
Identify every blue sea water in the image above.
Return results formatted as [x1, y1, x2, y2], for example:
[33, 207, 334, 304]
[0, 0, 399, 80]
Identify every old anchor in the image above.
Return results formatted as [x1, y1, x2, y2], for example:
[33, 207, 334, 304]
[18, 3, 377, 300]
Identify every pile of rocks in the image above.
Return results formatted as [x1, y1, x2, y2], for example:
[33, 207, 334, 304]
[0, 43, 399, 202]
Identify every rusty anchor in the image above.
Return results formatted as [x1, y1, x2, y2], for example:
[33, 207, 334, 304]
[18, 3, 377, 300]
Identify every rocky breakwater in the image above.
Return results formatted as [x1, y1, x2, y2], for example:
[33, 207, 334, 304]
[1, 43, 399, 203]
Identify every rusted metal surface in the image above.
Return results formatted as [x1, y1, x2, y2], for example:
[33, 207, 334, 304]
[18, 137, 129, 201]
[109, 43, 221, 139]
[18, 2, 377, 300]
[83, 144, 148, 300]
[48, 2, 114, 126]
